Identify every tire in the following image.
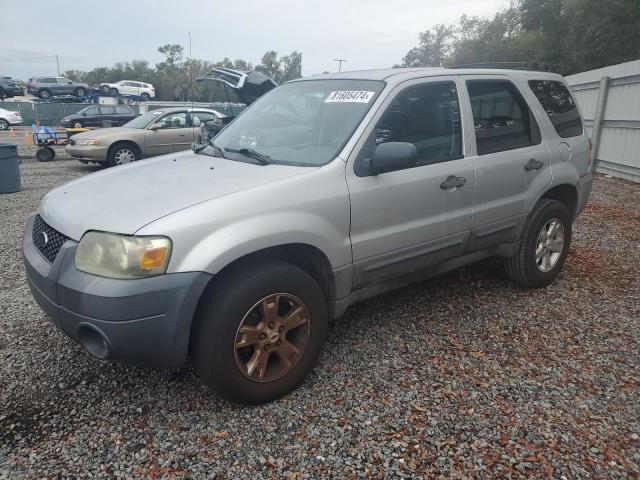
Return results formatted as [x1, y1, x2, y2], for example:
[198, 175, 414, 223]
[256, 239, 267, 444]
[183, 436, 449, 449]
[73, 120, 83, 128]
[74, 87, 87, 97]
[0, 119, 8, 130]
[45, 146, 56, 160]
[38, 89, 52, 99]
[107, 142, 139, 167]
[109, 88, 119, 95]
[35, 147, 54, 162]
[506, 199, 572, 288]
[0, 88, 5, 99]
[192, 260, 329, 405]
[140, 93, 150, 101]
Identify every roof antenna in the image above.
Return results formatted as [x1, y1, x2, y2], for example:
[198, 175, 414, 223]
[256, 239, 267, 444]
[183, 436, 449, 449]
[189, 31, 197, 152]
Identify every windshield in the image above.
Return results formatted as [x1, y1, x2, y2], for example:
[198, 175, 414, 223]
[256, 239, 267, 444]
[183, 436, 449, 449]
[123, 110, 164, 129]
[201, 79, 385, 166]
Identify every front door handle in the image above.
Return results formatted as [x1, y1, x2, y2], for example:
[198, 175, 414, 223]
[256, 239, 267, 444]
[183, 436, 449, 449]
[524, 158, 544, 171]
[440, 175, 466, 189]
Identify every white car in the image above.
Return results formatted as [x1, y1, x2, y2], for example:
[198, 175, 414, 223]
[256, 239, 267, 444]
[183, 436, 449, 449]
[0, 108, 23, 130]
[99, 80, 155, 100]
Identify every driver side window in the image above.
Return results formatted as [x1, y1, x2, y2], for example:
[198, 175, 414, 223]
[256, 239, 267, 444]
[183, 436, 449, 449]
[157, 112, 188, 129]
[358, 81, 463, 173]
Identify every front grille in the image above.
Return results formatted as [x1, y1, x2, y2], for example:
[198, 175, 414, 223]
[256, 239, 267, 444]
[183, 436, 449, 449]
[32, 215, 69, 263]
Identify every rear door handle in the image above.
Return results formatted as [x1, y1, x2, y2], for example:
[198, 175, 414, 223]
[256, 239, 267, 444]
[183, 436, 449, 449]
[440, 175, 466, 189]
[524, 158, 544, 171]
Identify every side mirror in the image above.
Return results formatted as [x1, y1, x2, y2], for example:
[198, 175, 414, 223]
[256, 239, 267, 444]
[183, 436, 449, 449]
[148, 123, 161, 130]
[82, 112, 87, 116]
[369, 142, 417, 175]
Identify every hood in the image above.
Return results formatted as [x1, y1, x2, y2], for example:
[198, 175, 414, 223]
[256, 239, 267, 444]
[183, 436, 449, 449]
[40, 151, 314, 240]
[196, 68, 277, 105]
[71, 127, 139, 139]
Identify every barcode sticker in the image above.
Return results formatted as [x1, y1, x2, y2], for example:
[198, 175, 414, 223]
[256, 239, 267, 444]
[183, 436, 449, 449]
[325, 91, 375, 103]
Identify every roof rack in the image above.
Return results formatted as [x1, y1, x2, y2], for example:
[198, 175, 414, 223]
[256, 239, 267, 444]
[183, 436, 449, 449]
[448, 62, 550, 72]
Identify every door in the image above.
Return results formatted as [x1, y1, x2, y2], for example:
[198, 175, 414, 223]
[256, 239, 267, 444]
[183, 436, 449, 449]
[114, 105, 134, 126]
[120, 82, 136, 96]
[98, 105, 116, 127]
[82, 105, 100, 127]
[57, 77, 72, 94]
[461, 76, 551, 251]
[144, 111, 193, 155]
[347, 77, 475, 288]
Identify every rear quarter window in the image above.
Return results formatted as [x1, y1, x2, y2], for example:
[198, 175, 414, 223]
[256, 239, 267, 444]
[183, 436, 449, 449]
[528, 80, 583, 138]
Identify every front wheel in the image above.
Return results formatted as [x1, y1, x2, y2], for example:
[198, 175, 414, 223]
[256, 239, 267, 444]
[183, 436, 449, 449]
[505, 199, 572, 288]
[73, 120, 83, 128]
[38, 89, 51, 99]
[192, 260, 328, 404]
[107, 143, 139, 167]
[74, 87, 86, 97]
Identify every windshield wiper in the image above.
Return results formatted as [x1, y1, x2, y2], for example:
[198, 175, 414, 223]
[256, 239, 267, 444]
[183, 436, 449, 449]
[193, 140, 227, 158]
[224, 147, 271, 165]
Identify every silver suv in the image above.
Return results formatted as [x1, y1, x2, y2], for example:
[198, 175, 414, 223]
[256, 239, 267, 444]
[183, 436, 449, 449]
[23, 67, 592, 404]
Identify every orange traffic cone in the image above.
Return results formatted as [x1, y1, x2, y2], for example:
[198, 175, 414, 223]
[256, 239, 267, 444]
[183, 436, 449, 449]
[23, 132, 33, 149]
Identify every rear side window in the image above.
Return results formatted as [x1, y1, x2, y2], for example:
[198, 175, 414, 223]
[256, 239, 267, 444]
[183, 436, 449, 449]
[528, 80, 583, 138]
[115, 106, 132, 114]
[466, 80, 541, 155]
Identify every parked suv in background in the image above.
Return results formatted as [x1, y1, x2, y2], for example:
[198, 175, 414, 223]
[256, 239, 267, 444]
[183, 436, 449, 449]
[27, 77, 90, 99]
[99, 80, 155, 100]
[61, 104, 137, 128]
[24, 67, 592, 405]
[0, 76, 24, 98]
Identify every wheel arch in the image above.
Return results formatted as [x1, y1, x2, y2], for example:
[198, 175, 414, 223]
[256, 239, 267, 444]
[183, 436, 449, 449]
[540, 184, 578, 219]
[108, 139, 142, 159]
[200, 243, 337, 312]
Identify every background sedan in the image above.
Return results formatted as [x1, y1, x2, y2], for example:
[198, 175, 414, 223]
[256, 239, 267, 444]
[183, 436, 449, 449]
[61, 104, 137, 128]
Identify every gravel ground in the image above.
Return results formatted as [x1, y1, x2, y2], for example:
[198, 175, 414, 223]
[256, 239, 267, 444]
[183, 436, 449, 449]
[0, 150, 639, 479]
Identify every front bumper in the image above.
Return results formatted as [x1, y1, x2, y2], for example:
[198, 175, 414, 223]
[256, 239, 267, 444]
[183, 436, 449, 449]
[65, 143, 109, 161]
[22, 215, 212, 369]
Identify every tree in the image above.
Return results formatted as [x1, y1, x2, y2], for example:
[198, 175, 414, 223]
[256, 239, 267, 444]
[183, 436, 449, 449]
[399, 0, 640, 75]
[401, 24, 455, 67]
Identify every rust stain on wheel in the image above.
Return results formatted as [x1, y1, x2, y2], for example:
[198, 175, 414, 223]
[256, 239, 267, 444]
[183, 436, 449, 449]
[234, 293, 310, 382]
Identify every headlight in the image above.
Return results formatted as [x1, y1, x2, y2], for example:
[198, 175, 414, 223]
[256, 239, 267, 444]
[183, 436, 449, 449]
[75, 231, 172, 279]
[75, 139, 101, 146]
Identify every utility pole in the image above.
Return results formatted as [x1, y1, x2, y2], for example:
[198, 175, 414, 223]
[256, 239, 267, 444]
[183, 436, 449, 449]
[334, 58, 347, 72]
[56, 54, 60, 76]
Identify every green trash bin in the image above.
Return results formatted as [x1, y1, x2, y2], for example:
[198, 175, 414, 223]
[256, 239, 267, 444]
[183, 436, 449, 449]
[0, 143, 21, 194]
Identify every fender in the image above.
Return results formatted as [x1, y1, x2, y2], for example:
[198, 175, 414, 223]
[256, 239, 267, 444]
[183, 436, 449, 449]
[173, 211, 352, 274]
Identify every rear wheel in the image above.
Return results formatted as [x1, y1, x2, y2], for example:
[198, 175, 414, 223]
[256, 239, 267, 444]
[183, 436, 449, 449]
[140, 93, 150, 101]
[74, 87, 87, 97]
[73, 120, 83, 128]
[505, 199, 572, 288]
[38, 89, 52, 99]
[0, 119, 9, 130]
[192, 260, 328, 404]
[35, 147, 54, 162]
[107, 142, 139, 167]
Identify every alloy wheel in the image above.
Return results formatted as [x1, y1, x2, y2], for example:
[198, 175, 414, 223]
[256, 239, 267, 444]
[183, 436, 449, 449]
[234, 293, 311, 382]
[535, 218, 565, 272]
[114, 148, 136, 165]
[0, 119, 8, 130]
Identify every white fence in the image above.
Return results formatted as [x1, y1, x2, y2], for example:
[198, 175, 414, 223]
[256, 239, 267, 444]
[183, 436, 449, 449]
[566, 60, 640, 182]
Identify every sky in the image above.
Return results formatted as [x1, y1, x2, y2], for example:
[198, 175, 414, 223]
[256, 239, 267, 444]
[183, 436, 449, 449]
[0, 0, 508, 81]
